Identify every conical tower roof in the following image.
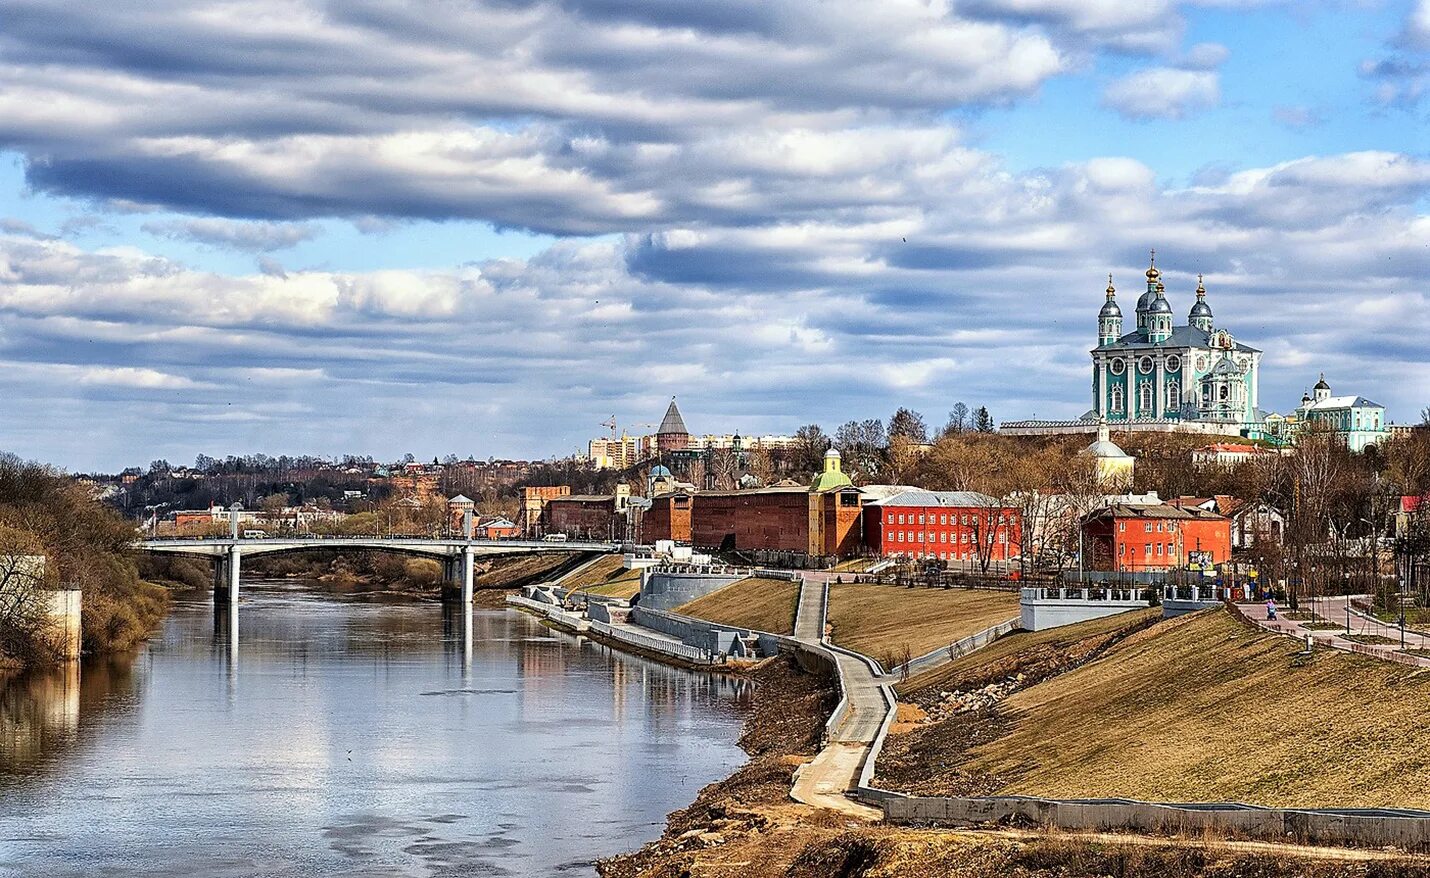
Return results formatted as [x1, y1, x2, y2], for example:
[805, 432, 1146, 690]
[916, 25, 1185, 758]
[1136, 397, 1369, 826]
[657, 398, 689, 435]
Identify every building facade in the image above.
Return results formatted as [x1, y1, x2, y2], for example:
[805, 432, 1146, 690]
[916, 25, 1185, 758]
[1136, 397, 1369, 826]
[1294, 375, 1390, 452]
[862, 490, 1021, 562]
[1082, 502, 1231, 572]
[1091, 255, 1263, 430]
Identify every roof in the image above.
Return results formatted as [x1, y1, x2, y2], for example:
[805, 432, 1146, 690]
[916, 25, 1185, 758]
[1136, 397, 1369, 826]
[864, 489, 997, 508]
[1098, 324, 1260, 354]
[657, 398, 689, 435]
[1085, 439, 1131, 459]
[1301, 395, 1383, 411]
[447, 494, 474, 504]
[649, 464, 673, 477]
[1198, 443, 1263, 454]
[478, 516, 516, 528]
[1091, 502, 1226, 521]
[551, 494, 615, 504]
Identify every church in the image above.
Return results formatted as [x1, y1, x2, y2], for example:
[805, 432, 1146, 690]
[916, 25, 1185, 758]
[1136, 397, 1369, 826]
[1083, 252, 1266, 433]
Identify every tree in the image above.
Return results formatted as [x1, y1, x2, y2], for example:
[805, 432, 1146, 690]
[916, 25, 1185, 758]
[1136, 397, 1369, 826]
[888, 407, 928, 443]
[835, 419, 887, 481]
[973, 406, 995, 433]
[943, 403, 969, 437]
[791, 424, 831, 477]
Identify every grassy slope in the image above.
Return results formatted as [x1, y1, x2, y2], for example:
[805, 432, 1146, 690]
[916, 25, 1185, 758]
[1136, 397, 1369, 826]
[473, 552, 576, 588]
[962, 608, 1430, 808]
[899, 607, 1160, 697]
[675, 577, 801, 635]
[559, 554, 642, 598]
[827, 584, 1020, 666]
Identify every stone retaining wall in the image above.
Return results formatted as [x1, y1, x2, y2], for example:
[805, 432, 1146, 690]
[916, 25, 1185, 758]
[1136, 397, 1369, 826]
[884, 796, 1430, 850]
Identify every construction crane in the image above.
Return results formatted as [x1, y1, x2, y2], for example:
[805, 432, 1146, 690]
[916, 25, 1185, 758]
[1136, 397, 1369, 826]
[601, 416, 618, 441]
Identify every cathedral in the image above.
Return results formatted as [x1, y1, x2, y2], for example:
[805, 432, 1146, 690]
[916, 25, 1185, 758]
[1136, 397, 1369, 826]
[1088, 253, 1264, 429]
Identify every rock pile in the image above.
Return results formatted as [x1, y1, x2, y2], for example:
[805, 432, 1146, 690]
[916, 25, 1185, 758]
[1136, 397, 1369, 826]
[924, 675, 1023, 722]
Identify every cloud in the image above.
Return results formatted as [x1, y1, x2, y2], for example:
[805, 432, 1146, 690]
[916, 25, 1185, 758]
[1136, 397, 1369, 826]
[1403, 0, 1430, 50]
[1102, 67, 1221, 119]
[1, 146, 1426, 469]
[141, 217, 320, 251]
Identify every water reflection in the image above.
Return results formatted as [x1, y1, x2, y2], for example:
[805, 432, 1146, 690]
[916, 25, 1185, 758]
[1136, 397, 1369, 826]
[0, 579, 750, 877]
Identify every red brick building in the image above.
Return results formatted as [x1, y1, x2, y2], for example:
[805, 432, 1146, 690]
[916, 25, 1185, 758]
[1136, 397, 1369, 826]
[688, 451, 863, 560]
[645, 490, 693, 543]
[862, 490, 1021, 562]
[1082, 502, 1231, 572]
[545, 484, 635, 540]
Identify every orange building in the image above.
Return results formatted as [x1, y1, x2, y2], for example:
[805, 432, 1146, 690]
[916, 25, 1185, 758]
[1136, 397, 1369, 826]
[1082, 502, 1231, 572]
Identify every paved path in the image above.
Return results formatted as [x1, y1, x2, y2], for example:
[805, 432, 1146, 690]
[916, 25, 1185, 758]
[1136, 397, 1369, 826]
[1235, 596, 1430, 669]
[788, 579, 886, 820]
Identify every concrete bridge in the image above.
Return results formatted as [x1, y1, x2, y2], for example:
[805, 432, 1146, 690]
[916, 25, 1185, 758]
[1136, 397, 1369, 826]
[137, 535, 618, 605]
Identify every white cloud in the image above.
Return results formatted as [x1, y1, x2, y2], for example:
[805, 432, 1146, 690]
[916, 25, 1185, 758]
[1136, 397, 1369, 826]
[1102, 67, 1221, 119]
[141, 218, 319, 252]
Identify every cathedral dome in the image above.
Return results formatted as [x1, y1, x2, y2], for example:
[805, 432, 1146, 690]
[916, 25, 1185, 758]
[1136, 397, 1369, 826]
[1149, 293, 1173, 315]
[1189, 299, 1213, 319]
[1099, 298, 1122, 318]
[1314, 374, 1331, 392]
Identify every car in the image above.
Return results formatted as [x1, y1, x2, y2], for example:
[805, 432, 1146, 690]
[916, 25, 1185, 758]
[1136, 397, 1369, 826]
[242, 529, 269, 539]
[541, 533, 568, 543]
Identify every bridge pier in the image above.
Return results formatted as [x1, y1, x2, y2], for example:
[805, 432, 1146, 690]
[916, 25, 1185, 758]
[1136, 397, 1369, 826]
[213, 546, 241, 606]
[442, 548, 476, 603]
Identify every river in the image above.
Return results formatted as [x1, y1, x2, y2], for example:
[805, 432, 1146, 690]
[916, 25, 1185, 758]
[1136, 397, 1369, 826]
[0, 579, 753, 877]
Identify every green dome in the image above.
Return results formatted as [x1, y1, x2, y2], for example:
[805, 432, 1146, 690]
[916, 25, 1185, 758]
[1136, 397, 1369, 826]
[810, 449, 853, 492]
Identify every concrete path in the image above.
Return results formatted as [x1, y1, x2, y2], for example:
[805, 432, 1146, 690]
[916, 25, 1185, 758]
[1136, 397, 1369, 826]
[1234, 597, 1430, 669]
[788, 579, 886, 820]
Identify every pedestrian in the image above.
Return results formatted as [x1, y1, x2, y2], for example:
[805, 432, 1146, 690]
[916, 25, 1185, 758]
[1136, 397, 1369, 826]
[1266, 598, 1277, 621]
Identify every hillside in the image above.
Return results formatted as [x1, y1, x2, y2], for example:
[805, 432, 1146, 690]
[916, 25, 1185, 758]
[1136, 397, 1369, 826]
[675, 578, 801, 635]
[884, 608, 1430, 809]
[827, 584, 1020, 670]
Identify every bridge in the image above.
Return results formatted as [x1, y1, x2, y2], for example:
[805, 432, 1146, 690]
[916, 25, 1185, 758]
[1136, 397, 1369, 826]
[137, 535, 619, 605]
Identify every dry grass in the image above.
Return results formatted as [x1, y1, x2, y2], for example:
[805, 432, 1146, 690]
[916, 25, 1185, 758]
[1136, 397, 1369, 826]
[557, 554, 643, 598]
[899, 608, 1160, 696]
[558, 554, 625, 588]
[675, 577, 801, 634]
[827, 584, 1020, 666]
[472, 552, 575, 588]
[960, 608, 1430, 809]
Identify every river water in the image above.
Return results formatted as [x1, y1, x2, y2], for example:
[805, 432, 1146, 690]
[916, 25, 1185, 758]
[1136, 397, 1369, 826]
[0, 580, 752, 877]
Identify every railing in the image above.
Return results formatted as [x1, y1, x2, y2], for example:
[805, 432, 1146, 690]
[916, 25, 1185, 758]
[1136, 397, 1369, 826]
[887, 617, 1020, 678]
[587, 620, 715, 663]
[1021, 586, 1147, 603]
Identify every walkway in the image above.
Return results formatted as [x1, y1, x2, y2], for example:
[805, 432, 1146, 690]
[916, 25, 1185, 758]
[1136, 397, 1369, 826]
[789, 579, 886, 820]
[1235, 596, 1430, 669]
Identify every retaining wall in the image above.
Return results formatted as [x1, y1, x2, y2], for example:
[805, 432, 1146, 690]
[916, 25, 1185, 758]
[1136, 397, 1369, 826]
[1020, 588, 1149, 631]
[883, 795, 1430, 850]
[638, 570, 746, 610]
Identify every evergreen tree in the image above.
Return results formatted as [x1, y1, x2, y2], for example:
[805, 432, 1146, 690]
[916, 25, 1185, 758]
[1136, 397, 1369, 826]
[973, 406, 995, 433]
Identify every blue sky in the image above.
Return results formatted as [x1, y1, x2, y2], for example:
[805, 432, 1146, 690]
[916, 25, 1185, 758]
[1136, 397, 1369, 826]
[0, 0, 1426, 471]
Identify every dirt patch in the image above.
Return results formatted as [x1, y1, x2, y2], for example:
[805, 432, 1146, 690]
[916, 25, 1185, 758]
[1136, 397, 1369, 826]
[598, 655, 841, 878]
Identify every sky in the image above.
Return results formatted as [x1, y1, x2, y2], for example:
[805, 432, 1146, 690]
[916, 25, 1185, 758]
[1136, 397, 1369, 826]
[0, 0, 1427, 472]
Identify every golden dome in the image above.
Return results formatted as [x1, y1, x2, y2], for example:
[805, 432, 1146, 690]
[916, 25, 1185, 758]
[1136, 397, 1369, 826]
[1145, 248, 1159, 280]
[1106, 274, 1116, 296]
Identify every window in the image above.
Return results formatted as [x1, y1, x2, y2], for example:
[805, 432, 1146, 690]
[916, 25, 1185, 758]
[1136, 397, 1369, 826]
[917, 532, 924, 542]
[1144, 544, 1151, 557]
[1110, 357, 1126, 375]
[940, 514, 947, 525]
[918, 514, 924, 524]
[1110, 385, 1124, 413]
[1118, 522, 1125, 532]
[1138, 356, 1154, 374]
[1166, 354, 1181, 372]
[1144, 522, 1153, 533]
[1139, 382, 1153, 411]
[1156, 544, 1163, 555]
[1167, 382, 1180, 409]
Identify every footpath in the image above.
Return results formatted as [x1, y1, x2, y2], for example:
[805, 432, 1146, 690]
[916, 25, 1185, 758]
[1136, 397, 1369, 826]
[1233, 594, 1430, 669]
[788, 580, 890, 820]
